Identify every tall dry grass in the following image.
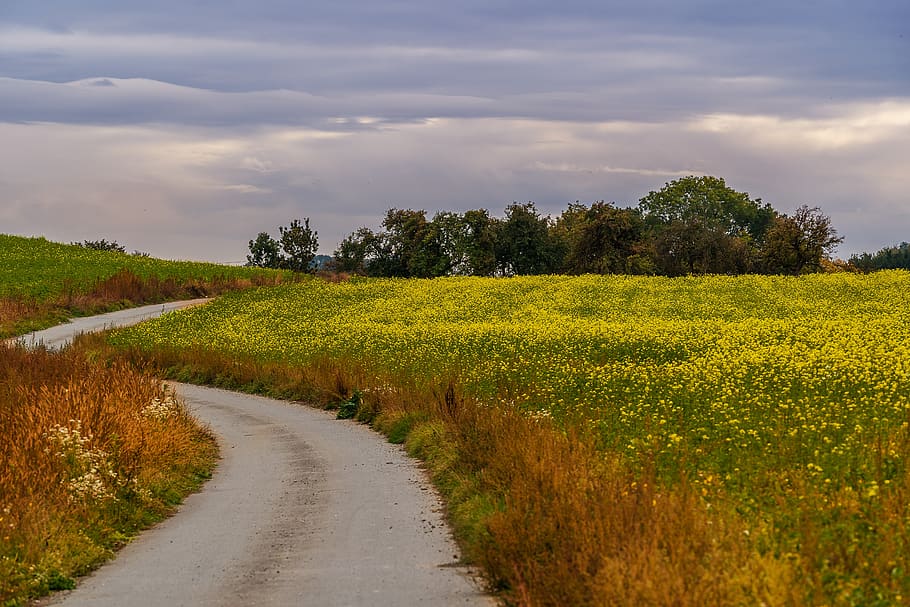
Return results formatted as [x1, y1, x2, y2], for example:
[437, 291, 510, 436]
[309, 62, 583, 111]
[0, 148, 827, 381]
[0, 346, 217, 605]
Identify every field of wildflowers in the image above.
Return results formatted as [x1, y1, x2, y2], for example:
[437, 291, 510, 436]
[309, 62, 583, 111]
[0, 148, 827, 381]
[111, 271, 910, 605]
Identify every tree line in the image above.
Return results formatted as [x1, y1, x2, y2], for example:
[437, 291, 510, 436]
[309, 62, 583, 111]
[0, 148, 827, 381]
[849, 242, 910, 272]
[247, 175, 902, 277]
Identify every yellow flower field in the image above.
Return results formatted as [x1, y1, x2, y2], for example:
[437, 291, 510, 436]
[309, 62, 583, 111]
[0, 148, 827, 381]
[112, 271, 910, 604]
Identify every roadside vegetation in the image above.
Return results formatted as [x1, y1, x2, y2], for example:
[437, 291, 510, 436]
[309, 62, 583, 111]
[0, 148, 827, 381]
[0, 234, 288, 606]
[102, 271, 910, 605]
[0, 345, 218, 606]
[0, 234, 288, 338]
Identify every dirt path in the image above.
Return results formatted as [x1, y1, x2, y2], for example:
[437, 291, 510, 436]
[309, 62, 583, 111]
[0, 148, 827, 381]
[31, 302, 492, 606]
[9, 299, 210, 350]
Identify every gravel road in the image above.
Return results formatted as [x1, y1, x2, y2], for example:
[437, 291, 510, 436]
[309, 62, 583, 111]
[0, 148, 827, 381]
[9, 299, 210, 350]
[27, 302, 492, 606]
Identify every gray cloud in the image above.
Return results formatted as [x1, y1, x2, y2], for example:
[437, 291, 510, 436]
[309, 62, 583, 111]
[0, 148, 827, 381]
[0, 0, 907, 261]
[2, 102, 907, 261]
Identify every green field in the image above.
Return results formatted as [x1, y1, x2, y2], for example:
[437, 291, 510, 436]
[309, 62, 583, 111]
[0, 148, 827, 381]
[111, 271, 910, 605]
[0, 234, 290, 338]
[0, 234, 282, 301]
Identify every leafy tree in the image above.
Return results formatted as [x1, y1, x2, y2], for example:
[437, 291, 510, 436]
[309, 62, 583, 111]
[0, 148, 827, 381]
[762, 205, 843, 274]
[426, 211, 467, 275]
[408, 214, 452, 278]
[555, 202, 645, 274]
[278, 218, 319, 273]
[334, 211, 437, 278]
[332, 227, 377, 274]
[338, 209, 500, 278]
[457, 209, 499, 276]
[850, 242, 910, 271]
[495, 202, 563, 275]
[247, 218, 318, 272]
[377, 209, 432, 277]
[638, 176, 772, 274]
[246, 232, 282, 268]
[649, 219, 754, 276]
[368, 233, 407, 277]
[638, 175, 774, 240]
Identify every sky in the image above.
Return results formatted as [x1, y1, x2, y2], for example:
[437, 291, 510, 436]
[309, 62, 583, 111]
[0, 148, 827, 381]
[1, 1, 908, 262]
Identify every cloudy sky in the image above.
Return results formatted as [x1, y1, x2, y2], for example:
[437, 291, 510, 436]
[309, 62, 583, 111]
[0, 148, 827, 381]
[1, 1, 907, 262]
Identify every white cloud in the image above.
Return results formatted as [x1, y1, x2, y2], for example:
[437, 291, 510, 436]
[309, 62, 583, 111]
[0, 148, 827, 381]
[691, 100, 910, 150]
[532, 162, 700, 178]
[2, 103, 908, 261]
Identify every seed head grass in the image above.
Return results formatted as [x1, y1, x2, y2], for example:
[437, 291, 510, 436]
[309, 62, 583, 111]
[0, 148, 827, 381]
[0, 346, 217, 605]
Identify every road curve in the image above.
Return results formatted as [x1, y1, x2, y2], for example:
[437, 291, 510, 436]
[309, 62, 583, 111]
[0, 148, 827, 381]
[26, 302, 492, 606]
[8, 299, 211, 350]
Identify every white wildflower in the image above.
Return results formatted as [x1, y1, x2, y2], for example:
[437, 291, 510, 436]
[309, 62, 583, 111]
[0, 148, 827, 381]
[142, 388, 180, 421]
[45, 419, 118, 501]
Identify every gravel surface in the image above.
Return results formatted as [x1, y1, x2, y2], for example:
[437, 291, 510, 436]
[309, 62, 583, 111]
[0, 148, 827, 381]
[27, 301, 493, 606]
[9, 299, 210, 350]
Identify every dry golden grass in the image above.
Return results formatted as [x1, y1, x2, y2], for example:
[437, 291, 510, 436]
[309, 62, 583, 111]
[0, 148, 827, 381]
[0, 346, 217, 605]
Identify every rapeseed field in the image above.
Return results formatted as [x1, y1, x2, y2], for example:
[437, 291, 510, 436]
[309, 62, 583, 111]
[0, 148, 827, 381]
[112, 271, 910, 605]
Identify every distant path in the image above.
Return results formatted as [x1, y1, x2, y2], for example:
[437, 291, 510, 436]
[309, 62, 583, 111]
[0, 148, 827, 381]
[9, 299, 210, 350]
[27, 302, 492, 606]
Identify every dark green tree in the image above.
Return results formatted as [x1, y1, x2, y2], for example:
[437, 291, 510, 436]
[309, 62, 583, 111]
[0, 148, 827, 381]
[338, 210, 439, 278]
[762, 205, 843, 274]
[638, 176, 773, 275]
[246, 232, 282, 268]
[555, 202, 645, 274]
[458, 209, 499, 276]
[332, 227, 378, 274]
[849, 242, 910, 271]
[638, 175, 774, 240]
[278, 218, 319, 273]
[409, 216, 452, 278]
[495, 202, 563, 275]
[427, 211, 466, 275]
[649, 219, 754, 276]
[377, 209, 431, 277]
[362, 232, 399, 278]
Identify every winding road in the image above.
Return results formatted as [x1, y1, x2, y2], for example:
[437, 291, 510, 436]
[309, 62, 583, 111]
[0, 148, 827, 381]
[27, 302, 492, 606]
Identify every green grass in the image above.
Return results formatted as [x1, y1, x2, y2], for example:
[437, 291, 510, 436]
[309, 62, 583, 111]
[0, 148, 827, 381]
[0, 234, 283, 301]
[0, 234, 290, 338]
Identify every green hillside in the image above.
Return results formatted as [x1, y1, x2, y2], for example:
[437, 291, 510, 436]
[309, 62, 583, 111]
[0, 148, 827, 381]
[0, 234, 287, 337]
